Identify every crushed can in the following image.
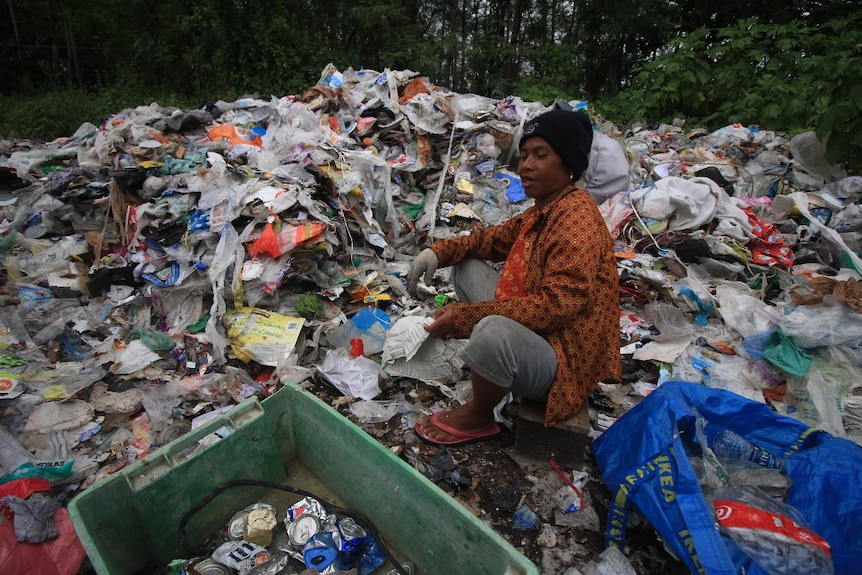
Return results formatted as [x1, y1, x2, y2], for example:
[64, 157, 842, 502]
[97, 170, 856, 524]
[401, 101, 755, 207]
[182, 557, 232, 575]
[285, 496, 327, 524]
[246, 506, 278, 547]
[337, 517, 367, 553]
[284, 496, 328, 552]
[287, 512, 320, 549]
[386, 562, 416, 575]
[303, 531, 339, 572]
[326, 516, 369, 571]
[211, 540, 271, 575]
[245, 551, 291, 575]
[224, 503, 277, 544]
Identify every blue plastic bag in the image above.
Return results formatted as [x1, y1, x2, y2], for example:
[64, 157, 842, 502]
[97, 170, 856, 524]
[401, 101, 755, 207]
[592, 380, 862, 575]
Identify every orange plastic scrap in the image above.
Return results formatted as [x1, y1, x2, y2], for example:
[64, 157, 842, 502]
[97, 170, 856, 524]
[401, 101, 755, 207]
[249, 221, 281, 258]
[277, 222, 327, 253]
[398, 77, 429, 104]
[355, 116, 377, 135]
[147, 129, 170, 145]
[296, 222, 327, 243]
[350, 286, 372, 302]
[206, 124, 262, 148]
[417, 134, 432, 166]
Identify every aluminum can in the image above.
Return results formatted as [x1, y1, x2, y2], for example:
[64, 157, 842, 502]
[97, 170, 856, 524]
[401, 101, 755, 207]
[303, 531, 338, 571]
[337, 517, 367, 553]
[211, 540, 271, 575]
[225, 503, 277, 542]
[285, 496, 326, 523]
[287, 512, 321, 548]
[184, 557, 232, 575]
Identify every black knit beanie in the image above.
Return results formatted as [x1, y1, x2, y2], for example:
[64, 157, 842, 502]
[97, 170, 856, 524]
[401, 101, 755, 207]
[519, 109, 594, 180]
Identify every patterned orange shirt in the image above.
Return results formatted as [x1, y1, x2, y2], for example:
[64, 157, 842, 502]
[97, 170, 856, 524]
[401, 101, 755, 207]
[494, 211, 537, 300]
[430, 188, 621, 426]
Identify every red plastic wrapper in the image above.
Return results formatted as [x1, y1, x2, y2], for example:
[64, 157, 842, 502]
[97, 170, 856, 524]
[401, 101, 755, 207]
[0, 478, 50, 520]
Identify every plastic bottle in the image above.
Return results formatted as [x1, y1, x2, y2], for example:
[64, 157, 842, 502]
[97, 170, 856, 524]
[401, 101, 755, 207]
[712, 486, 833, 575]
[705, 425, 787, 473]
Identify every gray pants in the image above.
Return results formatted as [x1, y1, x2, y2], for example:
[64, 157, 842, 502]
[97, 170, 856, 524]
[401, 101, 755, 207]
[451, 259, 557, 400]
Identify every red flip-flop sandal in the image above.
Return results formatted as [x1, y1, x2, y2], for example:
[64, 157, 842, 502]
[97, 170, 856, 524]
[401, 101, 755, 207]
[414, 411, 501, 447]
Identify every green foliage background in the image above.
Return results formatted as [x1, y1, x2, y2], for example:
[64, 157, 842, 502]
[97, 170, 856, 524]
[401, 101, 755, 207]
[601, 14, 862, 170]
[1, 0, 859, 172]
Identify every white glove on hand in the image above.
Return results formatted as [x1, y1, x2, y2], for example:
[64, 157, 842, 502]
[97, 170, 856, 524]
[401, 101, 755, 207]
[407, 248, 439, 296]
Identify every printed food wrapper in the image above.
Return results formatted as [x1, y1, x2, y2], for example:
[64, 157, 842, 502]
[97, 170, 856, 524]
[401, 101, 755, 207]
[223, 307, 305, 367]
[0, 370, 23, 400]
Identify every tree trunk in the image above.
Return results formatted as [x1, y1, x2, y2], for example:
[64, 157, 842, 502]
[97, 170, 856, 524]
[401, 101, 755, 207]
[65, 15, 84, 89]
[6, 0, 22, 61]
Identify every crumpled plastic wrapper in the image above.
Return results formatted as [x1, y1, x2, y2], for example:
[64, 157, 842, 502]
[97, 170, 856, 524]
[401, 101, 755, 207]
[0, 493, 60, 543]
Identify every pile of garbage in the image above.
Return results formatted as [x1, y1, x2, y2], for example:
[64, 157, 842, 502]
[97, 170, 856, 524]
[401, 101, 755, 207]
[1, 63, 861, 573]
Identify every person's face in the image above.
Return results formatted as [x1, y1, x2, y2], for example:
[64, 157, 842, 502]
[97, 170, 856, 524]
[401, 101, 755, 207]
[517, 136, 571, 208]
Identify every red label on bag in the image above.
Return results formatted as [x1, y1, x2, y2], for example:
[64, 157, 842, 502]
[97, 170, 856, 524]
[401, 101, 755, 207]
[714, 499, 831, 556]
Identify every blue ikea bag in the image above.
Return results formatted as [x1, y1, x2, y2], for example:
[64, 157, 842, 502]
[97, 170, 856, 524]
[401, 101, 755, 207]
[591, 380, 862, 575]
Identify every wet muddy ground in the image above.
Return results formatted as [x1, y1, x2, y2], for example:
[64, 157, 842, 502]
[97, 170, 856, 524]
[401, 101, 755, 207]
[309, 375, 690, 575]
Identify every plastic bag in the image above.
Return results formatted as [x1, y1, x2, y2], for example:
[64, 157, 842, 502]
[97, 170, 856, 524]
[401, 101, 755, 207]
[0, 507, 86, 575]
[716, 283, 777, 338]
[0, 424, 76, 484]
[275, 221, 327, 254]
[206, 124, 262, 148]
[780, 304, 862, 348]
[674, 276, 715, 325]
[349, 400, 401, 423]
[249, 220, 281, 259]
[110, 340, 161, 375]
[142, 381, 185, 425]
[206, 224, 245, 364]
[315, 347, 384, 400]
[642, 299, 693, 336]
[570, 546, 637, 575]
[592, 380, 862, 575]
[781, 347, 857, 438]
[150, 280, 207, 336]
[761, 329, 812, 378]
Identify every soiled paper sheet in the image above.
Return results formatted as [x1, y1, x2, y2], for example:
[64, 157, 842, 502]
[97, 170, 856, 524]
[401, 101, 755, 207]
[381, 316, 433, 364]
[382, 315, 467, 385]
[632, 334, 691, 363]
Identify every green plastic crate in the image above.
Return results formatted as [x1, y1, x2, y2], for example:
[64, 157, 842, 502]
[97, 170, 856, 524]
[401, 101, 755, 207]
[68, 382, 539, 575]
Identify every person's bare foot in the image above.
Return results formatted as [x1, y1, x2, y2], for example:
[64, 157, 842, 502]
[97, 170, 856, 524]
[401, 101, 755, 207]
[414, 414, 462, 443]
